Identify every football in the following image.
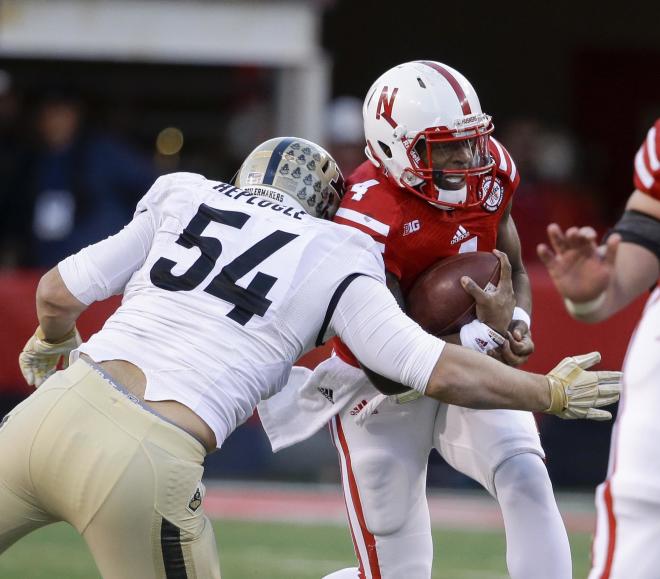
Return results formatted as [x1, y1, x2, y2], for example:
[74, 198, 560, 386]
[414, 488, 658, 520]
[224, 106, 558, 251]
[405, 252, 501, 336]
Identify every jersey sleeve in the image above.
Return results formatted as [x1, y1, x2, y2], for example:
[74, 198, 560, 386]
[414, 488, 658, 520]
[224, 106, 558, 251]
[57, 172, 207, 304]
[333, 175, 403, 277]
[633, 120, 660, 200]
[58, 210, 155, 305]
[330, 274, 445, 393]
[489, 137, 521, 196]
[315, 232, 386, 346]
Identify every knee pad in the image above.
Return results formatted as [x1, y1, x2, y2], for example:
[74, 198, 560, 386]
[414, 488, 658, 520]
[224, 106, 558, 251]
[349, 449, 414, 536]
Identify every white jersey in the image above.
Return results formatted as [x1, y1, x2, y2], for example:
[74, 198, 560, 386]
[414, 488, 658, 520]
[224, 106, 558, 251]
[59, 172, 387, 447]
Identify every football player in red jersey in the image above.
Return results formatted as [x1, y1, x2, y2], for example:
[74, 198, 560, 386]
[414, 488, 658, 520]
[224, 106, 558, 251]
[539, 120, 660, 579]
[323, 61, 571, 579]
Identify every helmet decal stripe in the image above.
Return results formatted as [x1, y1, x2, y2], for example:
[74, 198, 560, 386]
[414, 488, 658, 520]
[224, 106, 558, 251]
[418, 61, 472, 115]
[263, 137, 295, 185]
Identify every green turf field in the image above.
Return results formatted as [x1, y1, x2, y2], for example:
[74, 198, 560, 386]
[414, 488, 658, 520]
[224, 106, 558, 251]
[0, 519, 592, 578]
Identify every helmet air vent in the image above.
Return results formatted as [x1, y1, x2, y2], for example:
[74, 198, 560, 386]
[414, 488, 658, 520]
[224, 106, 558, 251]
[378, 141, 393, 158]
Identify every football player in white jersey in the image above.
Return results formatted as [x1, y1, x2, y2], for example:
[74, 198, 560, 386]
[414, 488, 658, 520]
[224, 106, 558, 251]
[539, 119, 660, 579]
[1, 136, 618, 579]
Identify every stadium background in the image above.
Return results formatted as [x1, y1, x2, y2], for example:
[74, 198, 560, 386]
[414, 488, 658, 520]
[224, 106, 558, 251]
[0, 1, 658, 576]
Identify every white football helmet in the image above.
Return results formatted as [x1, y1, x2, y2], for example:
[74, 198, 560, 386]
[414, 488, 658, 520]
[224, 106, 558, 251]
[363, 60, 495, 209]
[235, 137, 344, 220]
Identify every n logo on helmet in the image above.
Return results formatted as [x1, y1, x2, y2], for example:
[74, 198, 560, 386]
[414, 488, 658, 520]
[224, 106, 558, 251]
[376, 86, 398, 129]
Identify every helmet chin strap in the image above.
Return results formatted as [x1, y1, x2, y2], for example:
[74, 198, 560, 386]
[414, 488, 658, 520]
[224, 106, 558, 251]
[433, 185, 467, 210]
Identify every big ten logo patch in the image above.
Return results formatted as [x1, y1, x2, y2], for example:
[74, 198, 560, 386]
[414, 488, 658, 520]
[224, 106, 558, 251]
[403, 219, 421, 236]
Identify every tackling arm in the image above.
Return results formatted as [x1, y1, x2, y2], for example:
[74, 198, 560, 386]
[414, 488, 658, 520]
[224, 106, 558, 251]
[332, 275, 621, 419]
[360, 269, 461, 396]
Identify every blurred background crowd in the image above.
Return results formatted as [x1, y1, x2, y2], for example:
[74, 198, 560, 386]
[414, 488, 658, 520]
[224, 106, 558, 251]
[1, 0, 659, 492]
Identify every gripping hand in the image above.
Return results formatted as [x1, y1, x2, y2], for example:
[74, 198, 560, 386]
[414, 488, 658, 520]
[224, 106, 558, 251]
[544, 352, 621, 420]
[19, 326, 82, 387]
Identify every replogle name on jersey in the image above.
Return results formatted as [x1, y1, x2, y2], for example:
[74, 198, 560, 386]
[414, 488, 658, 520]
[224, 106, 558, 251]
[213, 182, 306, 220]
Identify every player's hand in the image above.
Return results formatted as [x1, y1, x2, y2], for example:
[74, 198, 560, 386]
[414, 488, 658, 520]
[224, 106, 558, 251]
[461, 250, 515, 335]
[544, 352, 621, 420]
[19, 326, 81, 388]
[488, 320, 534, 367]
[537, 224, 619, 302]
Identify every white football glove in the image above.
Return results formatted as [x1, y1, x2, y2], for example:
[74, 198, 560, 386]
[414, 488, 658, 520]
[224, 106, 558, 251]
[544, 352, 621, 420]
[19, 326, 82, 388]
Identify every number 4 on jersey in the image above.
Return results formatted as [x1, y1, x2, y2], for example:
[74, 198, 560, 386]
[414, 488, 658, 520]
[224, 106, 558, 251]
[150, 204, 297, 325]
[350, 179, 379, 201]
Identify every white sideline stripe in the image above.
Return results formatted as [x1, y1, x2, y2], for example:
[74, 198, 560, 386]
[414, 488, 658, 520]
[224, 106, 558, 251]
[336, 208, 390, 237]
[375, 241, 385, 254]
[203, 482, 597, 533]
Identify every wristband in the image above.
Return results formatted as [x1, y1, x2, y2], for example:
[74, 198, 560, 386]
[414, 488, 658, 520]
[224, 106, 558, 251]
[564, 292, 606, 316]
[512, 307, 531, 329]
[544, 375, 567, 414]
[459, 320, 506, 354]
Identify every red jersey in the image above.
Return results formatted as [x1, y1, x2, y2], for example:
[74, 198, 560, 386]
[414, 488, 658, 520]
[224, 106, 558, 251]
[633, 119, 660, 200]
[332, 137, 520, 367]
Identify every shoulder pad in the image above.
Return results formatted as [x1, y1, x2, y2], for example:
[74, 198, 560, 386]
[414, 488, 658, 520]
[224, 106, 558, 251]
[489, 137, 519, 187]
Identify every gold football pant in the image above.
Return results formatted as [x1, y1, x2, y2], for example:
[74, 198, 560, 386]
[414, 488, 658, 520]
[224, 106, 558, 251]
[0, 359, 221, 578]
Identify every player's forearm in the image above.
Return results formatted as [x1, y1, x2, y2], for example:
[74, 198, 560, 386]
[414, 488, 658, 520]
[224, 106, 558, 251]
[424, 343, 550, 411]
[576, 194, 660, 321]
[498, 211, 531, 314]
[511, 269, 532, 315]
[36, 268, 87, 341]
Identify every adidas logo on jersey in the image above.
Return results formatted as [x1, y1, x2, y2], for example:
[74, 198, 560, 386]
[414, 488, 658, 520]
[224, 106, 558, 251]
[403, 219, 421, 236]
[450, 225, 470, 244]
[349, 399, 378, 416]
[475, 338, 489, 352]
[318, 387, 334, 404]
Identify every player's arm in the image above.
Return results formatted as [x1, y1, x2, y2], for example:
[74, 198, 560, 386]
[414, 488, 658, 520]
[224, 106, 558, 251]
[331, 275, 620, 419]
[497, 202, 531, 314]
[538, 192, 660, 322]
[539, 121, 660, 321]
[37, 268, 88, 341]
[19, 209, 156, 387]
[492, 203, 534, 365]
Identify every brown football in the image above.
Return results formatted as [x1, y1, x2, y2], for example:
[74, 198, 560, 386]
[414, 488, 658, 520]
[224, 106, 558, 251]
[405, 252, 501, 336]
